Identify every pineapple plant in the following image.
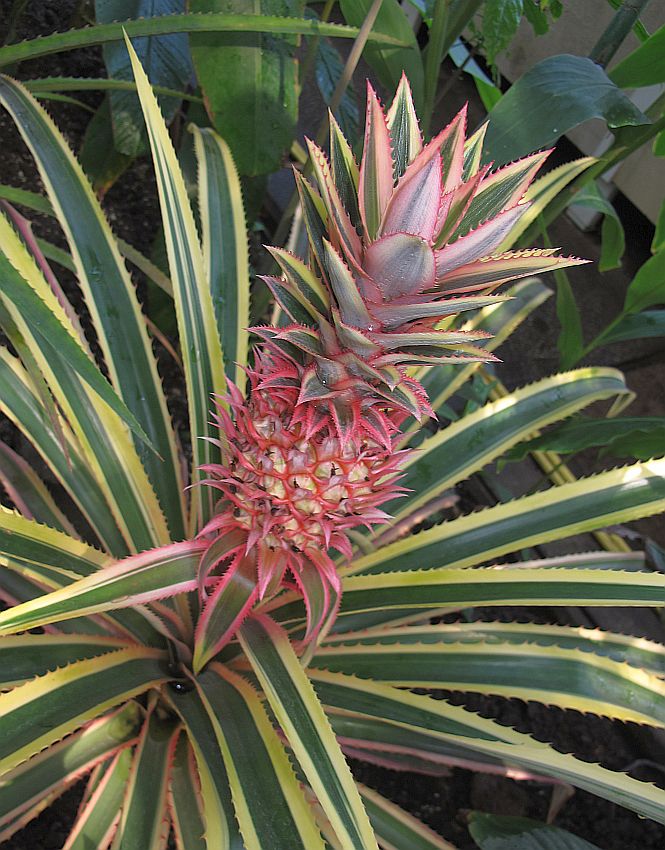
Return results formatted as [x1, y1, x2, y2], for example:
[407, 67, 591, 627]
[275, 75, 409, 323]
[0, 35, 664, 850]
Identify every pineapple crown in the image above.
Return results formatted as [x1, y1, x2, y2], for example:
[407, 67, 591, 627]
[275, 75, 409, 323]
[259, 75, 586, 444]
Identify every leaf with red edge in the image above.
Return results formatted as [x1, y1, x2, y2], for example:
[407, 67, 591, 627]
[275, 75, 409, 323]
[359, 83, 394, 241]
[386, 73, 422, 179]
[194, 552, 259, 673]
[323, 240, 373, 328]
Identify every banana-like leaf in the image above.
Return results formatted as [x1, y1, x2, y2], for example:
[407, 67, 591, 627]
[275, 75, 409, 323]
[383, 368, 629, 525]
[0, 701, 139, 826]
[0, 633, 134, 688]
[0, 78, 184, 538]
[193, 664, 326, 850]
[358, 784, 456, 850]
[349, 458, 665, 575]
[125, 35, 227, 532]
[0, 539, 206, 636]
[0, 14, 400, 67]
[0, 350, 127, 554]
[0, 440, 77, 536]
[311, 670, 665, 825]
[167, 686, 246, 850]
[192, 125, 250, 392]
[312, 637, 665, 726]
[63, 748, 132, 850]
[114, 712, 180, 850]
[0, 210, 169, 553]
[169, 737, 207, 850]
[322, 620, 665, 676]
[0, 647, 168, 774]
[239, 615, 379, 850]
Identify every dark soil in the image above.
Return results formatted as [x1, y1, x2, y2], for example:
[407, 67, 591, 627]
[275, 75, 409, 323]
[1, 4, 664, 850]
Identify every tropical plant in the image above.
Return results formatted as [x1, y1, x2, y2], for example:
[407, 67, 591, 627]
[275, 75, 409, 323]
[1, 42, 665, 850]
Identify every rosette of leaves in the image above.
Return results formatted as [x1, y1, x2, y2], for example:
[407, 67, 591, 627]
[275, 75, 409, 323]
[0, 42, 665, 850]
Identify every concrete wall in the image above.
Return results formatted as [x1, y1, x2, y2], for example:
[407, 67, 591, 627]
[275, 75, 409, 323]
[494, 0, 665, 224]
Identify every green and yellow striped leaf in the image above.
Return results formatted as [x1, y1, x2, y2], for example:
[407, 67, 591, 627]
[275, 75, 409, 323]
[383, 368, 630, 526]
[350, 459, 665, 575]
[0, 633, 133, 688]
[0, 349, 127, 555]
[169, 738, 207, 850]
[192, 125, 250, 394]
[358, 784, 456, 850]
[313, 636, 665, 726]
[0, 701, 139, 828]
[312, 671, 665, 825]
[0, 77, 184, 537]
[193, 664, 326, 850]
[0, 647, 168, 775]
[239, 615, 379, 850]
[113, 712, 179, 850]
[126, 36, 227, 532]
[168, 687, 245, 850]
[63, 748, 132, 850]
[0, 539, 206, 636]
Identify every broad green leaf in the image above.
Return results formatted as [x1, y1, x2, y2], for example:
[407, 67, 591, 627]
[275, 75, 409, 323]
[63, 748, 132, 850]
[169, 738, 207, 850]
[167, 687, 246, 850]
[79, 95, 133, 193]
[351, 459, 665, 575]
[340, 0, 424, 109]
[193, 665, 326, 850]
[0, 539, 206, 636]
[504, 416, 665, 463]
[96, 0, 193, 157]
[570, 182, 625, 271]
[239, 616, 379, 850]
[623, 248, 665, 314]
[0, 702, 139, 826]
[322, 619, 665, 676]
[0, 15, 399, 68]
[0, 648, 168, 774]
[0, 76, 184, 539]
[315, 36, 360, 141]
[114, 712, 179, 850]
[311, 670, 665, 824]
[595, 310, 665, 347]
[358, 784, 455, 850]
[313, 637, 665, 726]
[653, 196, 665, 251]
[0, 634, 133, 688]
[192, 125, 250, 392]
[483, 55, 650, 167]
[482, 0, 523, 66]
[190, 0, 299, 176]
[382, 368, 630, 525]
[126, 35, 227, 531]
[610, 24, 665, 89]
[468, 812, 601, 850]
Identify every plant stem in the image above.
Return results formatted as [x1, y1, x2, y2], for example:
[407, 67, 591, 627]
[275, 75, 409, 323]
[589, 0, 653, 68]
[272, 0, 384, 247]
[298, 0, 336, 89]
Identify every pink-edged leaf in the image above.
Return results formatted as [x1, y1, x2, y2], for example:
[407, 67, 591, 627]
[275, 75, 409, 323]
[365, 233, 435, 299]
[307, 138, 362, 263]
[0, 540, 207, 636]
[434, 168, 488, 248]
[434, 204, 530, 280]
[380, 153, 442, 241]
[322, 239, 374, 328]
[372, 329, 491, 350]
[266, 247, 330, 316]
[455, 150, 550, 237]
[168, 737, 206, 850]
[370, 294, 508, 329]
[193, 552, 259, 673]
[438, 248, 590, 294]
[386, 73, 423, 178]
[359, 82, 394, 241]
[463, 123, 488, 180]
[294, 170, 329, 269]
[291, 558, 340, 645]
[332, 314, 382, 358]
[439, 104, 468, 193]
